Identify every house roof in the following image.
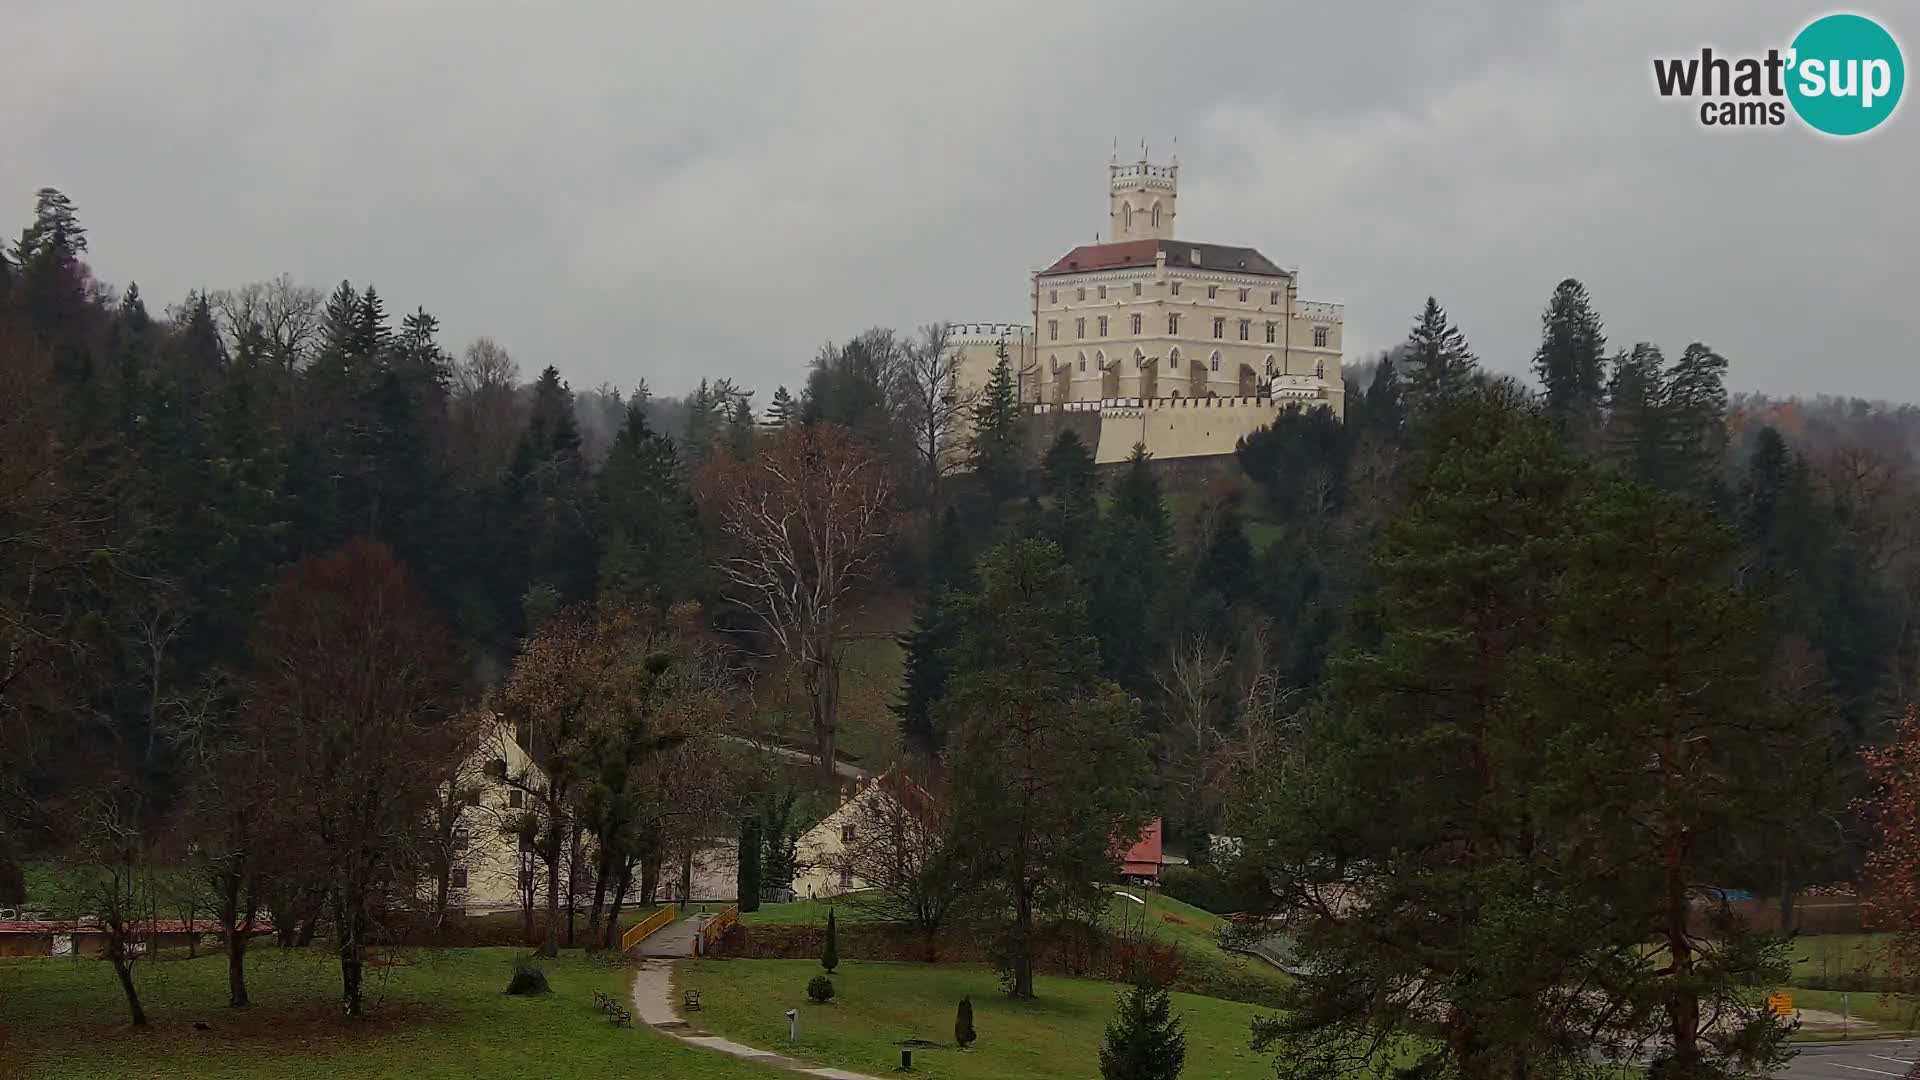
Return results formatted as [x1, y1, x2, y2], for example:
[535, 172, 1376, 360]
[0, 917, 271, 935]
[1119, 818, 1164, 878]
[1039, 240, 1289, 279]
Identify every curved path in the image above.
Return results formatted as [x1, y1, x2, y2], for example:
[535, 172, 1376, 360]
[630, 959, 884, 1080]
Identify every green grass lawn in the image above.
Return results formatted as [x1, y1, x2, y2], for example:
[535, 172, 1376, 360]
[1788, 932, 1896, 982]
[675, 957, 1277, 1079]
[739, 895, 888, 927]
[0, 947, 777, 1079]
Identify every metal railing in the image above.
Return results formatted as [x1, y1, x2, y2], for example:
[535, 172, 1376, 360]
[699, 905, 740, 955]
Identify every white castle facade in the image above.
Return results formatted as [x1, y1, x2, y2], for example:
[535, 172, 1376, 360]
[949, 154, 1344, 463]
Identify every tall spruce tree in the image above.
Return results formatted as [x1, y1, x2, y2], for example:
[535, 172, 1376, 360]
[1098, 983, 1187, 1080]
[1532, 278, 1608, 449]
[969, 356, 1023, 505]
[1400, 297, 1478, 414]
[1039, 429, 1099, 566]
[597, 401, 699, 606]
[1088, 445, 1168, 694]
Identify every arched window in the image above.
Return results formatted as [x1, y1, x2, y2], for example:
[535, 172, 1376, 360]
[1151, 202, 1161, 228]
[1170, 390, 1182, 398]
[1210, 351, 1222, 372]
[1123, 203, 1133, 230]
[1077, 351, 1087, 372]
[1314, 360, 1326, 379]
[1264, 354, 1276, 377]
[1167, 347, 1180, 370]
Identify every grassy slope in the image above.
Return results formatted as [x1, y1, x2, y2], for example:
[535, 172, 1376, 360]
[675, 957, 1275, 1080]
[0, 948, 775, 1079]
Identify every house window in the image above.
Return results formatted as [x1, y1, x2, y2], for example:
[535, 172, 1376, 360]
[1130, 313, 1142, 334]
[1048, 320, 1058, 341]
[1049, 289, 1058, 304]
[1170, 282, 1181, 296]
[1168, 351, 1179, 370]
[1098, 285, 1108, 300]
[1210, 355, 1221, 372]
[519, 870, 534, 892]
[519, 833, 534, 853]
[842, 824, 857, 842]
[508, 789, 523, 809]
[1265, 321, 1277, 344]
[453, 827, 470, 852]
[1314, 326, 1330, 348]
[1132, 282, 1142, 296]
[1238, 319, 1250, 341]
[451, 866, 468, 889]
[1207, 285, 1219, 300]
[1098, 316, 1109, 337]
[465, 788, 481, 807]
[1269, 290, 1281, 305]
[1076, 287, 1086, 301]
[1239, 288, 1250, 303]
[1213, 317, 1225, 339]
[1078, 354, 1086, 372]
[1075, 318, 1085, 339]
[1168, 313, 1180, 334]
[839, 868, 853, 888]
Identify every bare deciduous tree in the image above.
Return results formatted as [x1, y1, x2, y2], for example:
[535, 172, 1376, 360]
[209, 274, 322, 377]
[701, 424, 892, 784]
[897, 323, 975, 506]
[825, 771, 967, 959]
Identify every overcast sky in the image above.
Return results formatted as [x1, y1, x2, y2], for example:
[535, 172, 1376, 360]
[3, 1, 1912, 402]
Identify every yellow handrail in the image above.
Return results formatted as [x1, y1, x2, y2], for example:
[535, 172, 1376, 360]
[620, 904, 677, 953]
[699, 905, 740, 955]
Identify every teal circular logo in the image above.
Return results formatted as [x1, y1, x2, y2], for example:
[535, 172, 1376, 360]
[1787, 13, 1904, 135]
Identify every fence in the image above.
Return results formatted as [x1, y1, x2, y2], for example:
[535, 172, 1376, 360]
[699, 905, 740, 955]
[619, 904, 677, 953]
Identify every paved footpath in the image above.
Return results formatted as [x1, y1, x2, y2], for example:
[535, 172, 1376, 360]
[633, 912, 706, 959]
[1779, 1038, 1920, 1078]
[630, 960, 885, 1080]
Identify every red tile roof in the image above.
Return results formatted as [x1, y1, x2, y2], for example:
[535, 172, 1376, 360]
[1040, 240, 1289, 278]
[0, 918, 271, 935]
[1119, 818, 1164, 879]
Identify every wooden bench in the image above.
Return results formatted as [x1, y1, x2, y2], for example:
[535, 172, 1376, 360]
[607, 1003, 632, 1027]
[683, 989, 702, 1012]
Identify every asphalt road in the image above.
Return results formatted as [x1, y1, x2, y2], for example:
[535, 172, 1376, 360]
[1780, 1039, 1920, 1078]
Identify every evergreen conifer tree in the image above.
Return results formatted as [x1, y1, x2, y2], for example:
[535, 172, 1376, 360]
[955, 996, 977, 1049]
[1098, 983, 1187, 1080]
[1400, 297, 1478, 414]
[970, 357, 1022, 504]
[822, 908, 839, 974]
[1532, 278, 1608, 448]
[737, 818, 763, 913]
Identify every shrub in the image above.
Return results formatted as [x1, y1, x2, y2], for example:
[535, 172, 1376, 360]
[504, 955, 550, 996]
[1158, 865, 1256, 916]
[955, 995, 976, 1048]
[806, 974, 835, 1003]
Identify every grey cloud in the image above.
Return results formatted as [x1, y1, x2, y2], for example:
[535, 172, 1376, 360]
[2, 0, 1911, 401]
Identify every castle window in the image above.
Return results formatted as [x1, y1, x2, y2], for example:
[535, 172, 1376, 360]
[1151, 203, 1161, 228]
[1213, 317, 1225, 339]
[1075, 318, 1085, 339]
[1130, 313, 1142, 334]
[1168, 313, 1180, 334]
[1123, 203, 1132, 230]
[842, 824, 857, 842]
[1239, 288, 1250, 303]
[1269, 289, 1281, 305]
[1076, 287, 1086, 301]
[509, 789, 523, 809]
[1049, 289, 1057, 304]
[1098, 285, 1108, 300]
[1210, 354, 1221, 372]
[1168, 349, 1180, 370]
[453, 827, 470, 852]
[1239, 319, 1250, 341]
[1265, 321, 1277, 344]
[1170, 282, 1181, 296]
[1313, 325, 1329, 348]
[1047, 320, 1058, 341]
[1098, 316, 1109, 337]
[1207, 285, 1219, 300]
[1132, 282, 1142, 297]
[1315, 360, 1326, 379]
[1078, 354, 1086, 372]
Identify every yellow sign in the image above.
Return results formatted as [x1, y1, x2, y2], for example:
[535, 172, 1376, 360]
[1767, 992, 1793, 1017]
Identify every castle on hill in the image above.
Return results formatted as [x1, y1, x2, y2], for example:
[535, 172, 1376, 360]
[948, 152, 1345, 463]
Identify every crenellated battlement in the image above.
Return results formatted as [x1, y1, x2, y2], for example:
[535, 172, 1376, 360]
[950, 322, 1033, 344]
[1296, 300, 1344, 322]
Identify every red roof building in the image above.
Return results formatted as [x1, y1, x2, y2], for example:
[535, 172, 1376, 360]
[1119, 818, 1165, 882]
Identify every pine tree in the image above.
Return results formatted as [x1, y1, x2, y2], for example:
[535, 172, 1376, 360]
[821, 907, 839, 974]
[894, 508, 973, 757]
[1360, 352, 1404, 438]
[1089, 445, 1168, 693]
[970, 357, 1022, 504]
[767, 384, 798, 428]
[955, 996, 977, 1049]
[1040, 429, 1099, 564]
[1098, 983, 1187, 1080]
[1400, 297, 1478, 414]
[737, 818, 763, 912]
[1532, 279, 1608, 448]
[940, 539, 1150, 997]
[597, 401, 699, 605]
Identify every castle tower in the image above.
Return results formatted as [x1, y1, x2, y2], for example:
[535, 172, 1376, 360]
[1108, 149, 1177, 242]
